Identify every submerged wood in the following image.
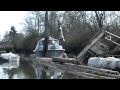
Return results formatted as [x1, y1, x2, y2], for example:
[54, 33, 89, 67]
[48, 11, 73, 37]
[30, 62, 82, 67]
[63, 71, 114, 79]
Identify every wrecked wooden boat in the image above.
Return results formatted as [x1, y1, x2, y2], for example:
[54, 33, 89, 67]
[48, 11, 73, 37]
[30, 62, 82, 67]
[76, 30, 120, 64]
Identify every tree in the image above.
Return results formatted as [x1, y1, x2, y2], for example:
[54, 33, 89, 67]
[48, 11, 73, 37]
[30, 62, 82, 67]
[9, 26, 17, 52]
[21, 11, 120, 56]
[32, 11, 45, 33]
[2, 31, 10, 42]
[48, 11, 58, 38]
[95, 11, 106, 29]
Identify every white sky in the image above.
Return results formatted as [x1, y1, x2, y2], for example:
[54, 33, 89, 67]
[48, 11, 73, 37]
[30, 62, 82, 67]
[0, 11, 29, 40]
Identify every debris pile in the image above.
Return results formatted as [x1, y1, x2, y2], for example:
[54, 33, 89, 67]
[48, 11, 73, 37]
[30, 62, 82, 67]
[24, 57, 120, 79]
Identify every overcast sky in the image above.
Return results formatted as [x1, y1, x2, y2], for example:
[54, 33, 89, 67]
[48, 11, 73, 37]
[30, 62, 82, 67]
[0, 11, 29, 40]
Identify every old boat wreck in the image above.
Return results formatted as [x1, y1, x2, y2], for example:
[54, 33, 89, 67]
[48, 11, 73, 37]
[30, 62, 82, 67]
[33, 36, 65, 58]
[21, 11, 120, 79]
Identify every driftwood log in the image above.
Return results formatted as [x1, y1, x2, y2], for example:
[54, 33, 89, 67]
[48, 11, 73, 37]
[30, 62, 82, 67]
[52, 57, 78, 64]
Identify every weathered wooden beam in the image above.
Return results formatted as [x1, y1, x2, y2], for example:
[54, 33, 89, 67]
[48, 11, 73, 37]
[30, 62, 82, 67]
[52, 57, 77, 64]
[104, 30, 120, 39]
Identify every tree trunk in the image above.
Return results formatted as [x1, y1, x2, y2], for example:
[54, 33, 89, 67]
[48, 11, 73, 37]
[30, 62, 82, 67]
[52, 57, 77, 64]
[43, 11, 49, 57]
[38, 17, 40, 32]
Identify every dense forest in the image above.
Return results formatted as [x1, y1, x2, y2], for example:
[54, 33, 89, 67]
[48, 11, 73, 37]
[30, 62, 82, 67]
[2, 11, 120, 56]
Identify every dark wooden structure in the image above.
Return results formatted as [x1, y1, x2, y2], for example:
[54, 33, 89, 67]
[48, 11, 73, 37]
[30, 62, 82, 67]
[76, 30, 120, 64]
[43, 11, 49, 57]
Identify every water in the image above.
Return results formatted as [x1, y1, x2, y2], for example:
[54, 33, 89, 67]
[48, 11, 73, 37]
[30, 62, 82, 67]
[0, 60, 37, 79]
[34, 64, 64, 79]
[0, 52, 64, 79]
[0, 58, 64, 79]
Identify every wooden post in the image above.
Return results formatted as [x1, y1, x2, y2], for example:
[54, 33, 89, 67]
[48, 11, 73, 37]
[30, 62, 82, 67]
[43, 11, 49, 57]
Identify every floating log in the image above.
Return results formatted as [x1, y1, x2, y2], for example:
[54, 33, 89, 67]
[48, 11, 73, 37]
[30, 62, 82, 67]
[52, 57, 77, 64]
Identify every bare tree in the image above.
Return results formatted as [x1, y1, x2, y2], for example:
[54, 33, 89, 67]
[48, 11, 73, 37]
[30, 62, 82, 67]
[95, 11, 106, 29]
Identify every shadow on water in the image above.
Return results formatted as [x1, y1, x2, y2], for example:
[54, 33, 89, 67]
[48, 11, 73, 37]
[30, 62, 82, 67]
[19, 61, 37, 79]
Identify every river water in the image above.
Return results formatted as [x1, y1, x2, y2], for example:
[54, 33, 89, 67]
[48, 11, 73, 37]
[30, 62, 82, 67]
[0, 58, 63, 79]
[0, 59, 37, 79]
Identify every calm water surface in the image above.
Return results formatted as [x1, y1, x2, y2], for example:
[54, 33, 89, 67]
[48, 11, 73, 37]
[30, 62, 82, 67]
[0, 59, 36, 79]
[0, 55, 64, 79]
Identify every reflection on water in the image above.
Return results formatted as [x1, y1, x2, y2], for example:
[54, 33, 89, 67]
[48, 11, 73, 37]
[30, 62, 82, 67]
[0, 59, 36, 79]
[34, 64, 64, 79]
[0, 56, 65, 79]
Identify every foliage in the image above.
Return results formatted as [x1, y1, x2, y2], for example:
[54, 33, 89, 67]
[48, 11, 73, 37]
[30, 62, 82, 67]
[2, 11, 120, 55]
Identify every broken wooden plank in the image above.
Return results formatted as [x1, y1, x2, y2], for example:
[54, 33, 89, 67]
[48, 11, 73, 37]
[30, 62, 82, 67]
[104, 30, 120, 39]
